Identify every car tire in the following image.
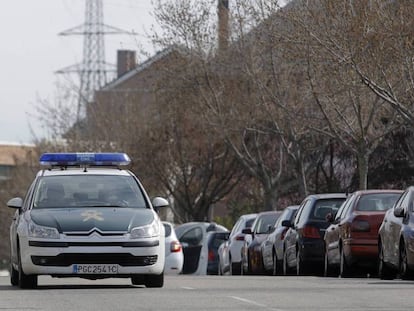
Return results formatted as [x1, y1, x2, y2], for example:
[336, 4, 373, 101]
[10, 249, 18, 286]
[10, 263, 18, 286]
[339, 246, 352, 278]
[144, 272, 164, 288]
[230, 261, 241, 275]
[131, 275, 145, 285]
[296, 248, 306, 276]
[18, 246, 37, 289]
[399, 241, 413, 280]
[378, 242, 396, 280]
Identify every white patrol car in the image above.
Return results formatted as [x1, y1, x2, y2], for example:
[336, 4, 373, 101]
[8, 153, 168, 289]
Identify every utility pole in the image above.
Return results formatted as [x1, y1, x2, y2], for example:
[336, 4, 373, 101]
[57, 0, 130, 123]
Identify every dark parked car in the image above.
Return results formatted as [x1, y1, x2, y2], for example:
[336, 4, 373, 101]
[241, 211, 282, 275]
[378, 186, 414, 280]
[282, 193, 347, 276]
[206, 231, 230, 275]
[324, 190, 402, 277]
[261, 205, 299, 275]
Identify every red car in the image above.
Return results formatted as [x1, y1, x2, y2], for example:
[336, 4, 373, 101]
[324, 189, 403, 277]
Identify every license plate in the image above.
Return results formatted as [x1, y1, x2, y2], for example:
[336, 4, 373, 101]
[73, 264, 119, 274]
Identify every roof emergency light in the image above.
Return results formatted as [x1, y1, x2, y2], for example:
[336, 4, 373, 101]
[39, 153, 131, 167]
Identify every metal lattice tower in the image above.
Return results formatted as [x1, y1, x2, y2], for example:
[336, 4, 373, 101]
[58, 0, 130, 121]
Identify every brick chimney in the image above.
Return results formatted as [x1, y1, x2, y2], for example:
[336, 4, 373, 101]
[218, 0, 229, 52]
[117, 50, 136, 78]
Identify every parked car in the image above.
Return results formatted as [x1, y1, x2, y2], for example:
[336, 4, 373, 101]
[262, 205, 299, 275]
[324, 190, 402, 277]
[282, 193, 347, 276]
[241, 211, 282, 275]
[162, 222, 184, 275]
[174, 222, 228, 275]
[8, 152, 168, 289]
[378, 186, 414, 280]
[218, 213, 257, 275]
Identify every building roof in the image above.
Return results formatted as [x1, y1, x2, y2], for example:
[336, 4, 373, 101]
[0, 143, 35, 166]
[101, 45, 184, 91]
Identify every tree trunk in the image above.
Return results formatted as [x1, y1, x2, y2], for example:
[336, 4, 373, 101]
[357, 152, 369, 190]
[263, 187, 279, 211]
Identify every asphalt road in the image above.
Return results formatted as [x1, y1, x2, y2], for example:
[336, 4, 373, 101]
[1, 274, 413, 311]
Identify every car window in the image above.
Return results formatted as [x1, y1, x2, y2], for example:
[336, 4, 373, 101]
[210, 233, 228, 249]
[295, 200, 310, 226]
[356, 193, 402, 211]
[32, 175, 147, 209]
[335, 194, 354, 221]
[230, 218, 243, 237]
[163, 223, 172, 237]
[180, 227, 203, 246]
[311, 198, 345, 221]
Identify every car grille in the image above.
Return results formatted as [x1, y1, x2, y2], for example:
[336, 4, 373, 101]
[29, 241, 159, 248]
[31, 253, 158, 267]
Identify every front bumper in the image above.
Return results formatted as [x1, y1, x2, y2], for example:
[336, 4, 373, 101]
[19, 234, 165, 277]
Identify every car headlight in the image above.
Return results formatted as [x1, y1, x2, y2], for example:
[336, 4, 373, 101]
[130, 221, 160, 238]
[28, 221, 60, 239]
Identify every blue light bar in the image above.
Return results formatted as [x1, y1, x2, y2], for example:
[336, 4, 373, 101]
[39, 153, 131, 166]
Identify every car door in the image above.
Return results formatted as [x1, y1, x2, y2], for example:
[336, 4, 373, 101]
[325, 195, 353, 264]
[387, 190, 411, 266]
[179, 226, 204, 274]
[285, 200, 310, 267]
[335, 195, 357, 262]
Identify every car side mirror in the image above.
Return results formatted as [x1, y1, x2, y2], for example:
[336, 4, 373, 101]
[281, 220, 293, 228]
[152, 197, 169, 211]
[394, 206, 406, 218]
[7, 197, 23, 209]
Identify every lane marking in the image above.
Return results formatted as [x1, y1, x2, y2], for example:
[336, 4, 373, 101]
[181, 286, 195, 290]
[228, 296, 286, 311]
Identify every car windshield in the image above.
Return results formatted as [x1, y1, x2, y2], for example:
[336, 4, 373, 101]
[32, 175, 148, 209]
[356, 193, 401, 211]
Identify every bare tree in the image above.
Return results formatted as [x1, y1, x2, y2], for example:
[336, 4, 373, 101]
[279, 0, 403, 189]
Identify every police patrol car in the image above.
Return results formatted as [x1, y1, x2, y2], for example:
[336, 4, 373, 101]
[7, 153, 168, 289]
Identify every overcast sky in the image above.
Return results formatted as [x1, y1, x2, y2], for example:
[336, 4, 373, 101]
[0, 0, 156, 144]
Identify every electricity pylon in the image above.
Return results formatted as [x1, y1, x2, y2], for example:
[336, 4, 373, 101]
[57, 0, 130, 122]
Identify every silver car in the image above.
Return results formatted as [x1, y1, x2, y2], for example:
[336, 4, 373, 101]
[218, 213, 257, 275]
[8, 152, 168, 288]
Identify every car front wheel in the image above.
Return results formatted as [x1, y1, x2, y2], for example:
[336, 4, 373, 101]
[18, 245, 37, 289]
[399, 241, 413, 280]
[145, 272, 164, 288]
[339, 246, 352, 278]
[378, 242, 396, 280]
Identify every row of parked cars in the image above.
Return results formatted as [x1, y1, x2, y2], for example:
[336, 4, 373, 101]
[216, 188, 414, 280]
